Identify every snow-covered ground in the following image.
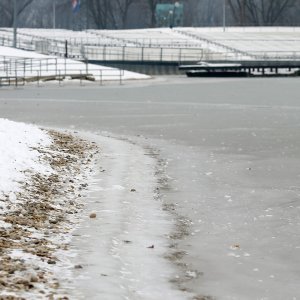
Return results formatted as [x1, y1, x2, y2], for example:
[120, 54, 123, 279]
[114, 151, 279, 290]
[0, 118, 99, 298]
[0, 118, 51, 196]
[0, 45, 150, 82]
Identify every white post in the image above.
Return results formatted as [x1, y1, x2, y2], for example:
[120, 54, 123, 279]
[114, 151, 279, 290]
[13, 0, 17, 48]
[223, 0, 226, 32]
[53, 0, 56, 29]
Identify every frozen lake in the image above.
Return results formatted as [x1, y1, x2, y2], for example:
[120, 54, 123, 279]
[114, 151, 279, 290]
[1, 76, 300, 299]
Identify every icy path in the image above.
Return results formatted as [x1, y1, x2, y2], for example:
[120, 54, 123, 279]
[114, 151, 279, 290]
[61, 133, 187, 300]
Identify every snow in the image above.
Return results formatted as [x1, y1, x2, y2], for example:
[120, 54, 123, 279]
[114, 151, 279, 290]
[0, 46, 149, 81]
[0, 118, 51, 196]
[176, 27, 300, 59]
[1, 26, 300, 62]
[1, 26, 300, 298]
[1, 27, 300, 82]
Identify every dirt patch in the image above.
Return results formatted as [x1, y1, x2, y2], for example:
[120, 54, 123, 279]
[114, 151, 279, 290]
[0, 130, 98, 299]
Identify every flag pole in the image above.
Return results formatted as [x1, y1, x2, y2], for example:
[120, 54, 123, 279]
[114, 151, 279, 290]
[13, 0, 17, 47]
[53, 0, 56, 29]
[223, 0, 226, 32]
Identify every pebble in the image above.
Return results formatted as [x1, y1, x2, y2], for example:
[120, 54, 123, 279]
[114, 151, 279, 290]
[30, 275, 39, 283]
[47, 260, 56, 265]
[89, 213, 97, 219]
[74, 265, 83, 269]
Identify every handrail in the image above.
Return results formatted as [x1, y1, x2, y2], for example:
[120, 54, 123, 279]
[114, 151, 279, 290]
[0, 56, 126, 87]
[1, 29, 300, 64]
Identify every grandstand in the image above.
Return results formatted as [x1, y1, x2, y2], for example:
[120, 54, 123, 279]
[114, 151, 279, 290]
[1, 27, 300, 62]
[0, 27, 300, 76]
[176, 27, 300, 60]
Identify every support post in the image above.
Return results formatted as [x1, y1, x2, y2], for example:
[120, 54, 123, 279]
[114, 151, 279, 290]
[65, 40, 68, 58]
[53, 0, 56, 29]
[13, 0, 17, 48]
[223, 0, 226, 32]
[141, 47, 144, 62]
[99, 70, 103, 86]
[119, 70, 123, 85]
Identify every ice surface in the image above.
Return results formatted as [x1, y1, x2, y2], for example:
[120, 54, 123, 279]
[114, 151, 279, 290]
[59, 133, 188, 300]
[1, 77, 300, 299]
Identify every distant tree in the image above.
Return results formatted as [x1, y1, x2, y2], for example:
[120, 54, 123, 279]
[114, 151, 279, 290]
[184, 0, 221, 27]
[144, 0, 161, 27]
[0, 0, 34, 27]
[227, 0, 297, 25]
[0, 0, 299, 29]
[87, 0, 116, 29]
[115, 0, 136, 28]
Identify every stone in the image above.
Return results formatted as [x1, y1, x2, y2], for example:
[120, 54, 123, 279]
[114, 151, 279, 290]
[74, 265, 83, 269]
[89, 213, 97, 219]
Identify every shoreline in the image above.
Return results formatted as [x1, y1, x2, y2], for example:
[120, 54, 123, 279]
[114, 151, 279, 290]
[0, 128, 98, 299]
[61, 132, 190, 300]
[1, 125, 195, 299]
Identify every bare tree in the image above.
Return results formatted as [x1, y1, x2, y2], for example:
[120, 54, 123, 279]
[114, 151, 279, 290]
[115, 0, 136, 28]
[260, 0, 297, 25]
[88, 0, 117, 29]
[227, 0, 297, 25]
[144, 0, 161, 27]
[184, 0, 221, 26]
[0, 0, 299, 29]
[0, 0, 34, 27]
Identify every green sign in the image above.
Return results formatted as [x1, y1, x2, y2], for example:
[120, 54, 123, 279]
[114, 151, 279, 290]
[155, 3, 183, 28]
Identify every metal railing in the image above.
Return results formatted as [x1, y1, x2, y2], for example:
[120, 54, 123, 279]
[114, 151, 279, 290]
[0, 32, 204, 62]
[1, 30, 300, 76]
[245, 50, 300, 60]
[198, 50, 300, 61]
[34, 41, 204, 62]
[0, 76, 25, 87]
[0, 56, 125, 87]
[82, 46, 204, 62]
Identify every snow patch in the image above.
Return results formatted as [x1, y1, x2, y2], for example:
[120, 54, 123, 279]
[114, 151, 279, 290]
[0, 118, 51, 196]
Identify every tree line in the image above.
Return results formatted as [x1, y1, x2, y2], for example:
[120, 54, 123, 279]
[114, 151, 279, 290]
[0, 0, 299, 29]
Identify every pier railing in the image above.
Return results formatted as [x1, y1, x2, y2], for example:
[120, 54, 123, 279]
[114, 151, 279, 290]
[0, 56, 125, 87]
[1, 30, 300, 73]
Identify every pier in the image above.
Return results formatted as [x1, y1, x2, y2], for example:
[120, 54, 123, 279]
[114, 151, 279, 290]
[179, 60, 300, 77]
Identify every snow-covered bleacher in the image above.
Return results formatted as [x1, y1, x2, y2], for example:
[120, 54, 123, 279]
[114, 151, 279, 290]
[90, 28, 202, 48]
[0, 28, 203, 61]
[0, 27, 300, 61]
[177, 27, 300, 59]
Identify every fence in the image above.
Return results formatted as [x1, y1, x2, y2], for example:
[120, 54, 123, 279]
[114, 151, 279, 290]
[34, 41, 204, 62]
[0, 56, 125, 87]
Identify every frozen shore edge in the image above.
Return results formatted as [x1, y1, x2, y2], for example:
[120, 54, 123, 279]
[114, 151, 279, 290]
[61, 132, 190, 300]
[0, 121, 192, 299]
